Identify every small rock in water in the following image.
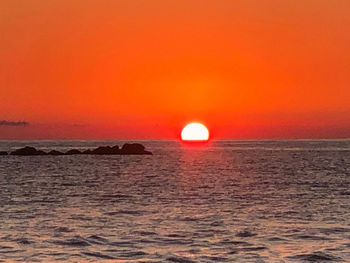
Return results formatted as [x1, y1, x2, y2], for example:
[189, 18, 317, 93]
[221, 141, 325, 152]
[11, 146, 47, 156]
[48, 150, 64, 155]
[121, 143, 152, 155]
[36, 150, 47, 155]
[65, 149, 82, 155]
[91, 146, 114, 155]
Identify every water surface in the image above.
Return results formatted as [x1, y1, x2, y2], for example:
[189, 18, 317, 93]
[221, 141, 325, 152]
[0, 140, 350, 262]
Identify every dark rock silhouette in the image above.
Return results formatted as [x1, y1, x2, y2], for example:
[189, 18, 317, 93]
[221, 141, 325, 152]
[111, 145, 120, 151]
[121, 143, 152, 155]
[65, 149, 82, 155]
[92, 146, 112, 154]
[48, 150, 64, 155]
[91, 145, 120, 154]
[8, 143, 152, 156]
[11, 146, 47, 156]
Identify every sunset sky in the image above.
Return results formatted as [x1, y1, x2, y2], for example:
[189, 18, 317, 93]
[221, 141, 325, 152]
[1, 0, 349, 139]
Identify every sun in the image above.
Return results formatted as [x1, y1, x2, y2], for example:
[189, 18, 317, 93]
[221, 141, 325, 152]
[181, 122, 209, 141]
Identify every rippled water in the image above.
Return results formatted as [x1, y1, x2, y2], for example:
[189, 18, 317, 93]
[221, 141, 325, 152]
[0, 140, 350, 262]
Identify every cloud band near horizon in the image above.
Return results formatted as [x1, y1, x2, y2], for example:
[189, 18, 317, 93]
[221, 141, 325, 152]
[0, 120, 29, 127]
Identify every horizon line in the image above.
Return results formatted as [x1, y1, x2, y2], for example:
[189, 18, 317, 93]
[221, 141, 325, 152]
[0, 138, 349, 141]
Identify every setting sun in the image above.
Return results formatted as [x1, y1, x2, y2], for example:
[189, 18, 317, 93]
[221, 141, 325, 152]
[181, 123, 209, 141]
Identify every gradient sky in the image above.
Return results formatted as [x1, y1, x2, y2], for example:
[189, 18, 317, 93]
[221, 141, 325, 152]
[1, 0, 349, 139]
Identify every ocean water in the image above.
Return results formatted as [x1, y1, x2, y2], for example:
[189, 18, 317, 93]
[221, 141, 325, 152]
[0, 140, 350, 262]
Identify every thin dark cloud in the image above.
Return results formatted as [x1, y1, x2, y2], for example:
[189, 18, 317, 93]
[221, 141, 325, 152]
[0, 120, 29, 126]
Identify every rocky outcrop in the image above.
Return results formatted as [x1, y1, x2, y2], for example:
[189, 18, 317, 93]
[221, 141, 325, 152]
[8, 143, 152, 156]
[11, 146, 47, 156]
[65, 149, 82, 155]
[48, 150, 64, 155]
[91, 145, 120, 155]
[121, 143, 152, 155]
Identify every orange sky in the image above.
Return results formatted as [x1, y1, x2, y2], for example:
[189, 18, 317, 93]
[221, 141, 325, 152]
[1, 0, 349, 139]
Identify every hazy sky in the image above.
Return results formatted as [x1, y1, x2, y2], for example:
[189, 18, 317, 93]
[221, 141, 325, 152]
[1, 0, 349, 139]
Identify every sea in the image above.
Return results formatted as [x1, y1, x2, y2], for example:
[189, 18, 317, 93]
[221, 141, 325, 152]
[0, 140, 349, 262]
